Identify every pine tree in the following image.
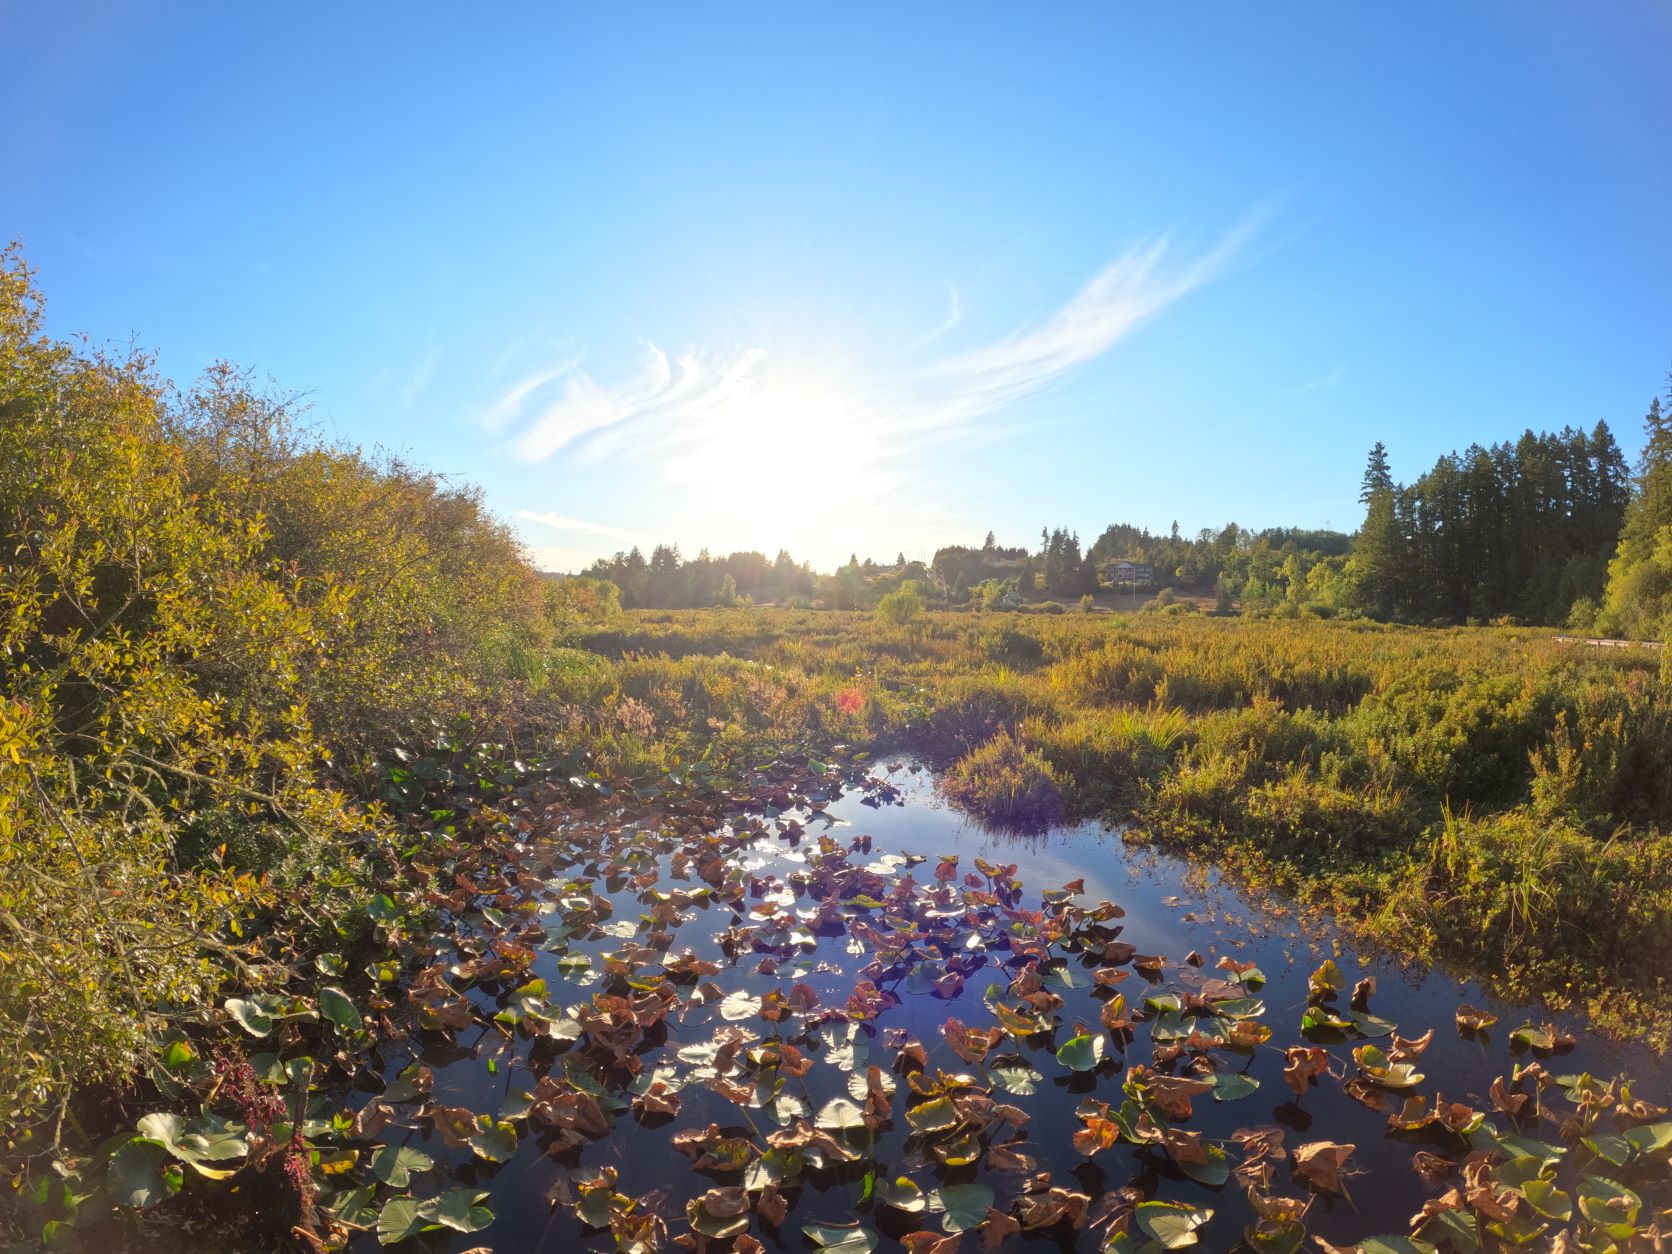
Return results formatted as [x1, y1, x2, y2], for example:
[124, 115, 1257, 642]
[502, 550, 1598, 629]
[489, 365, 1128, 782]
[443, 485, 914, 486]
[1360, 442, 1393, 505]
[1355, 486, 1401, 618]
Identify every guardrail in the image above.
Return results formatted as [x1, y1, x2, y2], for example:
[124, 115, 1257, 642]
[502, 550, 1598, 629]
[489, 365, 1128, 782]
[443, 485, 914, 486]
[1551, 635, 1665, 649]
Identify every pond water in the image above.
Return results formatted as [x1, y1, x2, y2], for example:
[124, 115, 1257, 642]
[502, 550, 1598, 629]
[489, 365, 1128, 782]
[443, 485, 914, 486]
[348, 762, 1669, 1252]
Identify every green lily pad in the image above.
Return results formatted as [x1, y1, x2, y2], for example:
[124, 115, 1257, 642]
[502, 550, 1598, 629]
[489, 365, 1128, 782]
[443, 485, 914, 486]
[370, 1145, 433, 1188]
[1056, 1033, 1105, 1072]
[376, 1196, 428, 1245]
[427, 1188, 494, 1233]
[929, 1182, 995, 1232]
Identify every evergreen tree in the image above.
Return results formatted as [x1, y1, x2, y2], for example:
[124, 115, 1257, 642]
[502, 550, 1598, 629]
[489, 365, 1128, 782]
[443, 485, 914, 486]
[1602, 381, 1672, 637]
[1360, 441, 1393, 505]
[1355, 486, 1401, 619]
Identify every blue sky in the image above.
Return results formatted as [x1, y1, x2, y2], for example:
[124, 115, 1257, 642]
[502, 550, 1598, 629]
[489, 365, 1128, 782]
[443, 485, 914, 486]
[4, 3, 1670, 571]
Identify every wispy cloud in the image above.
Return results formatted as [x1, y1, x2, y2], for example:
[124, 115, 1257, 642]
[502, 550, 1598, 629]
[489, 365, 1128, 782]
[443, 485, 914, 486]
[481, 360, 578, 432]
[902, 283, 963, 352]
[898, 217, 1264, 440]
[398, 341, 440, 410]
[485, 214, 1264, 469]
[515, 509, 642, 542]
[1287, 363, 1347, 397]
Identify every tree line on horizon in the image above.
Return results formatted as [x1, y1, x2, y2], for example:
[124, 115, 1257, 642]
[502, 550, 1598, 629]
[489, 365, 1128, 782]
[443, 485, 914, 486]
[571, 375, 1672, 636]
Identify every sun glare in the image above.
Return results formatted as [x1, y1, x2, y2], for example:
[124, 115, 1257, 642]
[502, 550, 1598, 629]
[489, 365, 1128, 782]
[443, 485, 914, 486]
[684, 380, 869, 485]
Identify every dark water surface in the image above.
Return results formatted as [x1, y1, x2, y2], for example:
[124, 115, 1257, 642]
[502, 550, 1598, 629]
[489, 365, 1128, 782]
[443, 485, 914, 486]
[350, 764, 1669, 1252]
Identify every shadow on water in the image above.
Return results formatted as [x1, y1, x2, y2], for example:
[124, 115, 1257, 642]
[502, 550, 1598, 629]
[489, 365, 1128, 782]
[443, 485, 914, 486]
[352, 762, 1669, 1252]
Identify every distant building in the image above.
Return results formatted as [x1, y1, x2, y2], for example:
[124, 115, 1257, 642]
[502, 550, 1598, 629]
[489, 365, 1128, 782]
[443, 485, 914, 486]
[1104, 560, 1153, 585]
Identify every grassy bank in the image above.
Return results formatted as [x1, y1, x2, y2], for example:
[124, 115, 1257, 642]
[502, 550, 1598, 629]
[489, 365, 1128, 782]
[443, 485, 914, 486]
[568, 607, 1672, 1043]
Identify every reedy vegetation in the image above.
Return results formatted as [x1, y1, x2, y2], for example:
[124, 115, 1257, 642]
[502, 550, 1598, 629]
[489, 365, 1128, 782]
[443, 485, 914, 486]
[570, 608, 1672, 1042]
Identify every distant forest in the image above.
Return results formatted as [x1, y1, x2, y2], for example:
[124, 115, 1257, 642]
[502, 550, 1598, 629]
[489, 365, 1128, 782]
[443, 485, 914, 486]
[572, 377, 1672, 636]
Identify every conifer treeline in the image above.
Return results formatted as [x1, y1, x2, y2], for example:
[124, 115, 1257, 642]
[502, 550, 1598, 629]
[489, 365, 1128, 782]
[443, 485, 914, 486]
[575, 381, 1672, 632]
[1355, 424, 1630, 624]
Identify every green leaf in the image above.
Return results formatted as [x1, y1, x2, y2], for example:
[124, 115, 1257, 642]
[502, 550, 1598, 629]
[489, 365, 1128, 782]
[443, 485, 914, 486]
[1519, 1179, 1572, 1223]
[426, 1188, 495, 1233]
[1137, 1201, 1214, 1249]
[1509, 1022, 1554, 1050]
[1357, 1239, 1437, 1254]
[223, 996, 275, 1037]
[929, 1183, 995, 1232]
[318, 986, 362, 1031]
[1344, 1009, 1397, 1038]
[370, 1144, 433, 1188]
[327, 1183, 378, 1226]
[469, 1116, 518, 1162]
[1211, 1073, 1260, 1101]
[1179, 1143, 1231, 1187]
[376, 1196, 428, 1245]
[382, 1062, 429, 1103]
[1354, 1043, 1425, 1088]
[107, 1140, 180, 1210]
[135, 1111, 248, 1177]
[1056, 1033, 1105, 1072]
[1416, 1208, 1479, 1254]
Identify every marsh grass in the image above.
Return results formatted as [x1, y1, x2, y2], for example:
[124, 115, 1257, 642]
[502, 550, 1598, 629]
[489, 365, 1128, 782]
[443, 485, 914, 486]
[571, 607, 1672, 1041]
[939, 729, 1065, 830]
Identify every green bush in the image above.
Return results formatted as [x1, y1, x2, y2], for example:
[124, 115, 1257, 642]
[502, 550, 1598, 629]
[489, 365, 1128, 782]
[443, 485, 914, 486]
[941, 730, 1064, 830]
[0, 246, 551, 1136]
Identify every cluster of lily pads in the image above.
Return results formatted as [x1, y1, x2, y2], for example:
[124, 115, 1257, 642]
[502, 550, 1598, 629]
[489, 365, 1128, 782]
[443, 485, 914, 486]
[35, 755, 1672, 1252]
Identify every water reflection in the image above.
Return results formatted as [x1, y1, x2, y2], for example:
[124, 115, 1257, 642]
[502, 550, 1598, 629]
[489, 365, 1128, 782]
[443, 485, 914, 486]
[350, 763, 1668, 1252]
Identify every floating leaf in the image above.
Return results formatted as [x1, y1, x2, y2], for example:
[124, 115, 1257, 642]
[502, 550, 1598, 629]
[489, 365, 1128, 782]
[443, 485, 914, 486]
[1353, 1043, 1424, 1088]
[1178, 1143, 1231, 1187]
[376, 1196, 428, 1245]
[803, 1222, 878, 1252]
[905, 1096, 959, 1134]
[1211, 1073, 1260, 1102]
[1308, 959, 1345, 998]
[370, 1145, 433, 1188]
[1137, 1201, 1214, 1249]
[1056, 1033, 1105, 1072]
[992, 1063, 1043, 1096]
[875, 1175, 925, 1213]
[929, 1182, 995, 1232]
[427, 1188, 494, 1234]
[815, 1097, 867, 1136]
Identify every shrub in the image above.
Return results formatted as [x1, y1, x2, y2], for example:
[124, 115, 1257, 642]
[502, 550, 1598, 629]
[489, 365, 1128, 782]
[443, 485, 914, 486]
[941, 730, 1064, 830]
[876, 580, 925, 626]
[0, 247, 550, 1134]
